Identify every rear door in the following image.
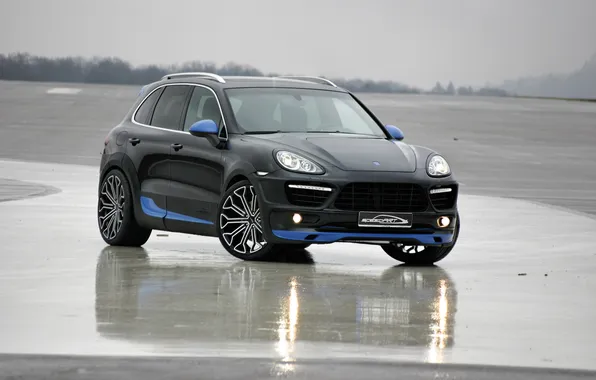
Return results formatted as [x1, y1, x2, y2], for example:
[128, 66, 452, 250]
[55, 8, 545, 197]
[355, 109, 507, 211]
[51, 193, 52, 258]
[127, 84, 192, 229]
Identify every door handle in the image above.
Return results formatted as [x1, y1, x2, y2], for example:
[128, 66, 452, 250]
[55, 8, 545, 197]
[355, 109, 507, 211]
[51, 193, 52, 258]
[128, 137, 141, 146]
[171, 143, 183, 151]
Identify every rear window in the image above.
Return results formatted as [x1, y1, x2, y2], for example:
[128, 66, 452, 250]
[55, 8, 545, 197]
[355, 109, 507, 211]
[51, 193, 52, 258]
[134, 87, 163, 125]
[150, 85, 191, 130]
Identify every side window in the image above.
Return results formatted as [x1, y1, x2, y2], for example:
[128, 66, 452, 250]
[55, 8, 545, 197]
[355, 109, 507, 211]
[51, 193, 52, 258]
[134, 87, 163, 125]
[150, 85, 191, 130]
[183, 86, 222, 131]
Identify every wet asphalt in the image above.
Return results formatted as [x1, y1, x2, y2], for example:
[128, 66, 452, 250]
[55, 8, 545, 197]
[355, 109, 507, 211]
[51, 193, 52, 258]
[0, 80, 595, 379]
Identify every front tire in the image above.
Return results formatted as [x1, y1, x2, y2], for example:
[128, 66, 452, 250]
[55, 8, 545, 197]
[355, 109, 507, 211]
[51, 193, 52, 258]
[381, 213, 460, 265]
[216, 180, 279, 261]
[97, 169, 152, 247]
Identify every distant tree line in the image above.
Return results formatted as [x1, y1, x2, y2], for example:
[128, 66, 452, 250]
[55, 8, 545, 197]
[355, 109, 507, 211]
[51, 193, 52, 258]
[0, 52, 508, 96]
[499, 52, 596, 99]
[430, 80, 508, 97]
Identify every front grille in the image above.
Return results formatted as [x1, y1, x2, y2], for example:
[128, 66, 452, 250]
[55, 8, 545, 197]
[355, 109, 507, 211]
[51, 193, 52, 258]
[429, 185, 458, 210]
[334, 183, 428, 212]
[285, 183, 332, 207]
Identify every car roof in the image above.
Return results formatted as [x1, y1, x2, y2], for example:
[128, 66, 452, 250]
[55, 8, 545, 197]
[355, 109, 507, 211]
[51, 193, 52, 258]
[148, 73, 348, 93]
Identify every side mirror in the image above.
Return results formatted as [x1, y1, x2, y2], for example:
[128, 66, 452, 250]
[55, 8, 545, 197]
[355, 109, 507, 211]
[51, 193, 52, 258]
[189, 119, 218, 137]
[189, 119, 225, 148]
[385, 125, 404, 141]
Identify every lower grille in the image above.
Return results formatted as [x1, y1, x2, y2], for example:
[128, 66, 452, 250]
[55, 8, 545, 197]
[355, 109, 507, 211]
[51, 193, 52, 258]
[429, 185, 458, 210]
[334, 183, 428, 212]
[285, 183, 332, 207]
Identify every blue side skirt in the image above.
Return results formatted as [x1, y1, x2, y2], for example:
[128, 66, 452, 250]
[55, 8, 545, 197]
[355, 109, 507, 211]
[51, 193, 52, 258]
[140, 196, 213, 225]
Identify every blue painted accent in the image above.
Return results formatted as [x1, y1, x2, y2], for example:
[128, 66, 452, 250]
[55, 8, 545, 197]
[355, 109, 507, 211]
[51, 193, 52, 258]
[272, 229, 453, 245]
[385, 124, 405, 140]
[140, 196, 166, 218]
[165, 210, 213, 225]
[189, 119, 218, 135]
[140, 196, 213, 225]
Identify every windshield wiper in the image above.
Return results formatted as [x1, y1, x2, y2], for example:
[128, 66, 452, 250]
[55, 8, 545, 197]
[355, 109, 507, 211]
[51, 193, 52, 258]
[307, 130, 375, 136]
[243, 130, 282, 135]
[307, 130, 342, 133]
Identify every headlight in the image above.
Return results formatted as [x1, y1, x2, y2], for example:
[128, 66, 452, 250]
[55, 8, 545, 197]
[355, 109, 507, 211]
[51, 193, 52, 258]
[427, 155, 451, 177]
[275, 151, 324, 174]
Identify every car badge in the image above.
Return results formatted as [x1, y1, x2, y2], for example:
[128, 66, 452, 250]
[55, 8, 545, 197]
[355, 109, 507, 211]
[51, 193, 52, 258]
[373, 161, 380, 166]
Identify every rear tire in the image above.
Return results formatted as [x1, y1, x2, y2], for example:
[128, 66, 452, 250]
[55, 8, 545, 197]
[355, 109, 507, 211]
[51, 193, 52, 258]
[97, 169, 152, 247]
[216, 180, 279, 261]
[381, 213, 460, 265]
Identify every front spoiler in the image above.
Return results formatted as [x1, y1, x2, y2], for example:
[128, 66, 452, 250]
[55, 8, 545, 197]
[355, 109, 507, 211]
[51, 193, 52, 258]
[271, 229, 454, 245]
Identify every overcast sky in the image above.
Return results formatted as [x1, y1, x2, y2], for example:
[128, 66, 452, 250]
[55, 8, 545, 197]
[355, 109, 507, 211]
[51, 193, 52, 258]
[1, 0, 595, 88]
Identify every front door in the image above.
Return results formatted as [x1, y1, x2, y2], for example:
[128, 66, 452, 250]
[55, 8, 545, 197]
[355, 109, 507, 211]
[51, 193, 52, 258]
[165, 85, 225, 236]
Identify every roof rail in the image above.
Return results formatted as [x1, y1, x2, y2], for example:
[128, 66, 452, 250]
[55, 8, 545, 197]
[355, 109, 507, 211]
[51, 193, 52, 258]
[276, 75, 338, 88]
[161, 72, 226, 83]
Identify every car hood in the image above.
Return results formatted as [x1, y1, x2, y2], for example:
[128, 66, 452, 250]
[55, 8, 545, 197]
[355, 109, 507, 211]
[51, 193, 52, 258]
[244, 133, 417, 172]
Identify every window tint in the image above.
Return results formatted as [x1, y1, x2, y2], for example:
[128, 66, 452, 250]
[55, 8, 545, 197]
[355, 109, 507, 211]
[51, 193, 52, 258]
[183, 86, 222, 131]
[229, 97, 242, 113]
[332, 98, 374, 134]
[150, 85, 191, 130]
[134, 87, 163, 125]
[224, 88, 385, 137]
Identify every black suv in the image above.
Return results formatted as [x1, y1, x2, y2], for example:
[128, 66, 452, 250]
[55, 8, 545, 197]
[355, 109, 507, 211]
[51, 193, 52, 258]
[98, 73, 460, 264]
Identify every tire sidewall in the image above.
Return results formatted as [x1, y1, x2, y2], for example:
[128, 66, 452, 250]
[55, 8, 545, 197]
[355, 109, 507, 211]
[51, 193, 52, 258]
[381, 212, 461, 265]
[216, 179, 276, 260]
[97, 169, 134, 245]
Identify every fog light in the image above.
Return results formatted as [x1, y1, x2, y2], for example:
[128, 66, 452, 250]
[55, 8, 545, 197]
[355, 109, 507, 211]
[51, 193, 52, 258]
[437, 216, 451, 228]
[292, 213, 303, 224]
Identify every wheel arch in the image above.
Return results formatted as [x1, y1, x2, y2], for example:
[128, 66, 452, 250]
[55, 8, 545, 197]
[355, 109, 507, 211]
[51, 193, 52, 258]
[99, 154, 137, 189]
[99, 153, 125, 194]
[99, 153, 143, 224]
[225, 174, 250, 190]
[222, 161, 260, 191]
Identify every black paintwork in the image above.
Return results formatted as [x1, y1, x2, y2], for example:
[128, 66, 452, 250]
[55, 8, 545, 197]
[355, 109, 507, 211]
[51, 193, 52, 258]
[99, 76, 459, 245]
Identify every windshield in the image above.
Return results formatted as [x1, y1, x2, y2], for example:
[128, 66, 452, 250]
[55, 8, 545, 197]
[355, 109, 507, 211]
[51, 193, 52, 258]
[224, 88, 387, 137]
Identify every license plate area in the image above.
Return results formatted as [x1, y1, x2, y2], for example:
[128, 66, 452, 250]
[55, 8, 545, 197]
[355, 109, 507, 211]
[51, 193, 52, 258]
[358, 211, 413, 228]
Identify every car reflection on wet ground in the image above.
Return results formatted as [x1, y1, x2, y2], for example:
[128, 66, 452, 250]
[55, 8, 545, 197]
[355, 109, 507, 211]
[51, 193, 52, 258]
[96, 246, 456, 362]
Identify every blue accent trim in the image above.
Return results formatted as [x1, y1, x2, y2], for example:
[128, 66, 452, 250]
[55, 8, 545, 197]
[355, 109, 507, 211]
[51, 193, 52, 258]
[140, 196, 213, 225]
[272, 229, 453, 245]
[385, 124, 405, 140]
[140, 196, 166, 218]
[165, 210, 214, 225]
[189, 119, 218, 135]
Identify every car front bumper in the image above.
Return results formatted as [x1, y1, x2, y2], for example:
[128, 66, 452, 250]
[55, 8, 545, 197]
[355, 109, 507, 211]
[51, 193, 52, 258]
[250, 168, 459, 246]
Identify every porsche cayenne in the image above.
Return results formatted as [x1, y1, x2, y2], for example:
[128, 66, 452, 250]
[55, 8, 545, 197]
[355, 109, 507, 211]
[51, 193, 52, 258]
[97, 73, 460, 264]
